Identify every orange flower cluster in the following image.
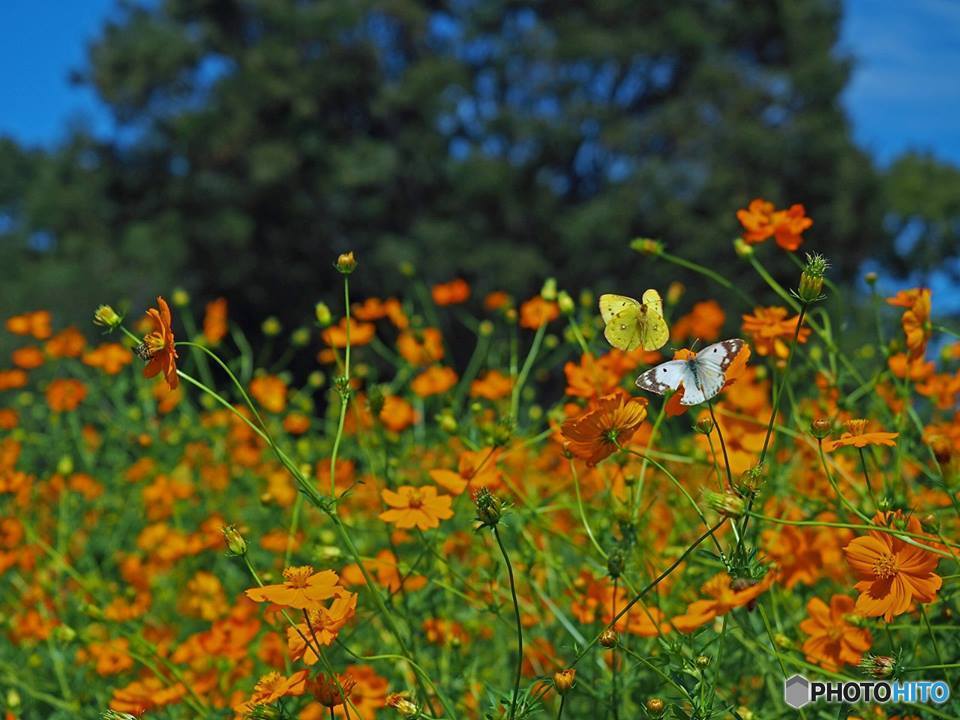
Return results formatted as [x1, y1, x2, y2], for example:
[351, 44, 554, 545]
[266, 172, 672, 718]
[741, 306, 810, 359]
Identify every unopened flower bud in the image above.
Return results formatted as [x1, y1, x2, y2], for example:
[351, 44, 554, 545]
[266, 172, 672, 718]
[694, 418, 714, 435]
[607, 550, 624, 579]
[694, 654, 710, 669]
[291, 327, 311, 347]
[222, 524, 247, 556]
[646, 697, 666, 716]
[171, 288, 190, 307]
[797, 253, 829, 303]
[557, 291, 575, 315]
[666, 281, 684, 306]
[93, 305, 122, 329]
[599, 628, 618, 648]
[474, 488, 503, 528]
[736, 464, 766, 496]
[478, 320, 494, 336]
[554, 668, 576, 695]
[262, 316, 282, 336]
[705, 490, 745, 518]
[437, 411, 458, 434]
[920, 513, 940, 534]
[864, 272, 878, 286]
[386, 693, 419, 717]
[733, 238, 754, 258]
[629, 237, 664, 256]
[860, 654, 896, 679]
[810, 418, 831, 439]
[336, 251, 357, 274]
[540, 278, 558, 301]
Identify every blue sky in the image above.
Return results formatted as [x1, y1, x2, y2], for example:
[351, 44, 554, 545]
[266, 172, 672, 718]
[0, 0, 957, 166]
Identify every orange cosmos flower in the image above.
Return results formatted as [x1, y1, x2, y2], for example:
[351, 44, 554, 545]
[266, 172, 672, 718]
[671, 300, 726, 343]
[84, 638, 135, 676]
[887, 288, 931, 359]
[310, 672, 358, 709]
[916, 372, 960, 410]
[341, 549, 427, 593]
[800, 595, 872, 671]
[83, 343, 134, 374]
[484, 291, 511, 311]
[284, 412, 311, 434]
[321, 317, 376, 348]
[379, 485, 454, 530]
[379, 395, 417, 432]
[672, 572, 775, 633]
[430, 447, 501, 496]
[0, 409, 17, 430]
[470, 369, 513, 400]
[560, 390, 648, 466]
[823, 419, 898, 452]
[46, 378, 87, 412]
[11, 346, 44, 369]
[432, 278, 470, 306]
[0, 369, 28, 391]
[737, 198, 812, 251]
[397, 328, 444, 365]
[245, 566, 342, 609]
[45, 326, 86, 358]
[287, 591, 358, 664]
[564, 353, 623, 399]
[519, 296, 559, 329]
[741, 306, 810, 359]
[203, 297, 228, 345]
[844, 512, 942, 622]
[411, 365, 458, 397]
[250, 374, 288, 413]
[140, 296, 179, 390]
[736, 198, 776, 243]
[888, 352, 934, 382]
[234, 670, 308, 715]
[6, 310, 52, 339]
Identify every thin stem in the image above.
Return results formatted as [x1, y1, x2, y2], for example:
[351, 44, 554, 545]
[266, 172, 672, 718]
[611, 577, 619, 720]
[557, 695, 566, 719]
[494, 526, 523, 720]
[706, 400, 733, 490]
[858, 447, 878, 511]
[511, 321, 547, 425]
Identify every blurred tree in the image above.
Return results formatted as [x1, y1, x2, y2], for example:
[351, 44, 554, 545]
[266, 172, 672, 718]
[0, 0, 923, 335]
[881, 152, 960, 282]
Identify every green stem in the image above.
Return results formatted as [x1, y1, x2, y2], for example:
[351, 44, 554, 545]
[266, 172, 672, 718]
[511, 321, 548, 425]
[494, 525, 524, 720]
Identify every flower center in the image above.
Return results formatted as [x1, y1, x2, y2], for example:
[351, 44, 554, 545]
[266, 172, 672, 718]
[846, 419, 868, 436]
[872, 553, 899, 580]
[825, 624, 844, 642]
[406, 489, 425, 509]
[283, 565, 315, 588]
[143, 332, 166, 356]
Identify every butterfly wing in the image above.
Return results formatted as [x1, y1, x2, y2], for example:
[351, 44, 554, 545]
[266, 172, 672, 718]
[599, 294, 642, 351]
[637, 289, 669, 351]
[681, 339, 746, 406]
[635, 360, 690, 396]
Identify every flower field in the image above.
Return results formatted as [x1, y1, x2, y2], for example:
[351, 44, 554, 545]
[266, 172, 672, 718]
[2, 200, 960, 720]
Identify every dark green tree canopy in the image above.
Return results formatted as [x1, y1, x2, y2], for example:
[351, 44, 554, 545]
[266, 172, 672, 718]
[1, 0, 954, 331]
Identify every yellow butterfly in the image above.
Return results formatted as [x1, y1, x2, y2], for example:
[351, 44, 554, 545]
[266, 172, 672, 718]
[599, 290, 669, 352]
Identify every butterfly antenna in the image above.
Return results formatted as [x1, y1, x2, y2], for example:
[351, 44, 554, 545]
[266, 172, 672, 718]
[691, 337, 701, 352]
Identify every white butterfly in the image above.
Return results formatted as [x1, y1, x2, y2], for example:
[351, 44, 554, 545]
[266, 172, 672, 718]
[635, 339, 745, 406]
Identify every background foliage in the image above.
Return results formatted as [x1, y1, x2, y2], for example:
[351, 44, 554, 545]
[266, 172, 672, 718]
[1, 0, 958, 334]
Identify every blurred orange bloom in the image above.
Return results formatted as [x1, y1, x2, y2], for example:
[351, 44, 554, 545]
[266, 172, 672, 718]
[741, 306, 810, 358]
[484, 291, 511, 311]
[46, 378, 87, 412]
[322, 317, 376, 348]
[671, 300, 725, 343]
[823, 419, 898, 452]
[11, 346, 45, 369]
[6, 311, 52, 339]
[800, 595, 871, 671]
[432, 278, 470, 306]
[737, 198, 812, 251]
[245, 566, 342, 609]
[46, 327, 86, 358]
[379, 395, 417, 432]
[411, 366, 458, 397]
[379, 485, 454, 530]
[203, 297, 228, 345]
[844, 512, 941, 622]
[888, 352, 934, 382]
[887, 288, 931, 359]
[141, 296, 179, 390]
[519, 296, 559, 330]
[0, 369, 28, 391]
[397, 328, 444, 366]
[250, 374, 288, 413]
[341, 549, 427, 593]
[83, 343, 134, 374]
[470, 369, 513, 400]
[287, 591, 358, 664]
[672, 572, 774, 633]
[564, 353, 622, 399]
[560, 390, 648, 466]
[430, 447, 501, 496]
